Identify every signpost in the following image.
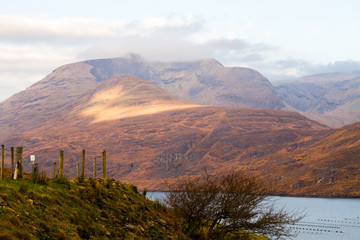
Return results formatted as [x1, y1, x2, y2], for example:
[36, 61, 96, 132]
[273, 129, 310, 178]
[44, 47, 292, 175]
[30, 155, 39, 177]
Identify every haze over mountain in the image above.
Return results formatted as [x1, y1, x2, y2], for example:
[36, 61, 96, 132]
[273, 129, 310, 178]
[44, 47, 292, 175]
[275, 72, 360, 128]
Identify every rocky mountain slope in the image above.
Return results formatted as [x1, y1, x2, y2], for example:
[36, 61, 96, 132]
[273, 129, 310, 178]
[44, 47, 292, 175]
[2, 75, 339, 196]
[0, 55, 284, 142]
[248, 121, 360, 197]
[275, 72, 360, 127]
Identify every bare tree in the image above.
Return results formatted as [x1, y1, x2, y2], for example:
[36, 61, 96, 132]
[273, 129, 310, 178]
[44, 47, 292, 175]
[166, 171, 302, 239]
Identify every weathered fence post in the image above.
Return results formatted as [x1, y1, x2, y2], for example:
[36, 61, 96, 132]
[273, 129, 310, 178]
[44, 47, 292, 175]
[81, 150, 85, 178]
[1, 145, 4, 180]
[93, 158, 96, 178]
[77, 163, 80, 178]
[102, 150, 106, 178]
[53, 162, 57, 179]
[32, 163, 39, 179]
[14, 147, 23, 180]
[10, 147, 14, 179]
[59, 150, 64, 178]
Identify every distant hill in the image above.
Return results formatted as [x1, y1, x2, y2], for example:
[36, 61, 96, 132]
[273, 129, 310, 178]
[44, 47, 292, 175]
[2, 75, 332, 195]
[275, 72, 360, 127]
[249, 122, 360, 197]
[0, 55, 285, 142]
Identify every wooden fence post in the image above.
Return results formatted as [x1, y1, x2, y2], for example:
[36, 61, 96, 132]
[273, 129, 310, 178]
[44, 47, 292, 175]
[59, 150, 64, 178]
[32, 163, 39, 178]
[14, 147, 23, 180]
[102, 150, 106, 178]
[10, 147, 14, 179]
[93, 158, 96, 178]
[53, 162, 57, 179]
[81, 150, 85, 178]
[1, 145, 4, 180]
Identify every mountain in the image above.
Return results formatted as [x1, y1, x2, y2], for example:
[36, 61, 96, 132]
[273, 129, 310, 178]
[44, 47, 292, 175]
[248, 122, 360, 197]
[0, 55, 284, 143]
[2, 75, 332, 195]
[1, 57, 359, 196]
[85, 55, 285, 109]
[274, 72, 360, 127]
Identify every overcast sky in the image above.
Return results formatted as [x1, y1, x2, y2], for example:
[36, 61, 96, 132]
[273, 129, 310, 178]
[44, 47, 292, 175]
[1, 0, 360, 101]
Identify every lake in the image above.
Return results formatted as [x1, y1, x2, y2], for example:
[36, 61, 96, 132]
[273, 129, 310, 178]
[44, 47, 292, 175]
[147, 192, 360, 240]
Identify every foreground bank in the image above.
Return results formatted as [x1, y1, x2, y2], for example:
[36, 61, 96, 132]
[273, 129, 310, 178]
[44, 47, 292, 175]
[0, 178, 270, 240]
[0, 178, 188, 239]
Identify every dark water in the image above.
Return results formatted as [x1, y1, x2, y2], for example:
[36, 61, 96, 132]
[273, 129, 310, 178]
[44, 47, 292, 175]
[147, 192, 360, 240]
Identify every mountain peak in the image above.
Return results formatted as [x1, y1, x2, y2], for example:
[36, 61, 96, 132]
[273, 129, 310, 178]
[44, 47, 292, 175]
[200, 58, 223, 67]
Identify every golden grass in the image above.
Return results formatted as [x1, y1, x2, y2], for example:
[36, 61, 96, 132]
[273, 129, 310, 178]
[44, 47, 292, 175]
[81, 86, 200, 122]
[82, 103, 199, 122]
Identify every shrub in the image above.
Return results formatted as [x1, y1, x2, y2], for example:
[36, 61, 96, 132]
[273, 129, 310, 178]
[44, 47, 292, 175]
[52, 177, 70, 189]
[31, 171, 48, 185]
[18, 181, 28, 194]
[166, 170, 302, 240]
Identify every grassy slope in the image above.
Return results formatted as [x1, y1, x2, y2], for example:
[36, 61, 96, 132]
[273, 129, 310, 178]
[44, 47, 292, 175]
[0, 177, 269, 240]
[0, 178, 187, 240]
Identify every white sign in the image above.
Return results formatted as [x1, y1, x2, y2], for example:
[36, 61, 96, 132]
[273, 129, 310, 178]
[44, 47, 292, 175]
[30, 155, 35, 162]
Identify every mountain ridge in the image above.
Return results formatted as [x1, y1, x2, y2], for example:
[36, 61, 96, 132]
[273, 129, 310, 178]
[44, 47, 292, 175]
[275, 72, 360, 127]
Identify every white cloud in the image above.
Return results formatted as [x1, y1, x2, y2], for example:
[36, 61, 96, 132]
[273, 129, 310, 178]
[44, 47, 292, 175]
[0, 15, 121, 44]
[1, 13, 360, 101]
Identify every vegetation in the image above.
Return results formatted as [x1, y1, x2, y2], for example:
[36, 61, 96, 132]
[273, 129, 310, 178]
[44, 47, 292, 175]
[166, 171, 302, 240]
[0, 177, 188, 240]
[0, 169, 281, 240]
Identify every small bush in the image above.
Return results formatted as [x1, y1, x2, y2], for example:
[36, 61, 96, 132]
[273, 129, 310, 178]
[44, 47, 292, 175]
[52, 177, 70, 189]
[142, 188, 147, 197]
[131, 185, 138, 193]
[31, 171, 48, 185]
[18, 181, 28, 194]
[10, 188, 23, 201]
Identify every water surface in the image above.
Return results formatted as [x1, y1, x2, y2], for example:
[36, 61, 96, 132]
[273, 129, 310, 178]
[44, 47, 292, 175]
[147, 192, 360, 240]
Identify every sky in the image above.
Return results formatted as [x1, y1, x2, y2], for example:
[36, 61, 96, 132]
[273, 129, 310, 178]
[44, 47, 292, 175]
[1, 0, 360, 101]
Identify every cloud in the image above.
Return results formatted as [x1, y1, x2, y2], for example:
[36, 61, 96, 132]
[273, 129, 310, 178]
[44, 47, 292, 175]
[1, 14, 360, 101]
[206, 38, 249, 50]
[254, 59, 360, 81]
[309, 60, 360, 74]
[0, 15, 119, 44]
[0, 14, 213, 101]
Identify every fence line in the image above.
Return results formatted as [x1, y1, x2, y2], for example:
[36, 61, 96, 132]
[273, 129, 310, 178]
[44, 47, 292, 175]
[0, 145, 107, 180]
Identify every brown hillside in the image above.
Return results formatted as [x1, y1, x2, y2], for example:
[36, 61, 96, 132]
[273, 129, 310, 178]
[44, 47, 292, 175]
[2, 76, 333, 195]
[250, 122, 360, 197]
[0, 62, 98, 142]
